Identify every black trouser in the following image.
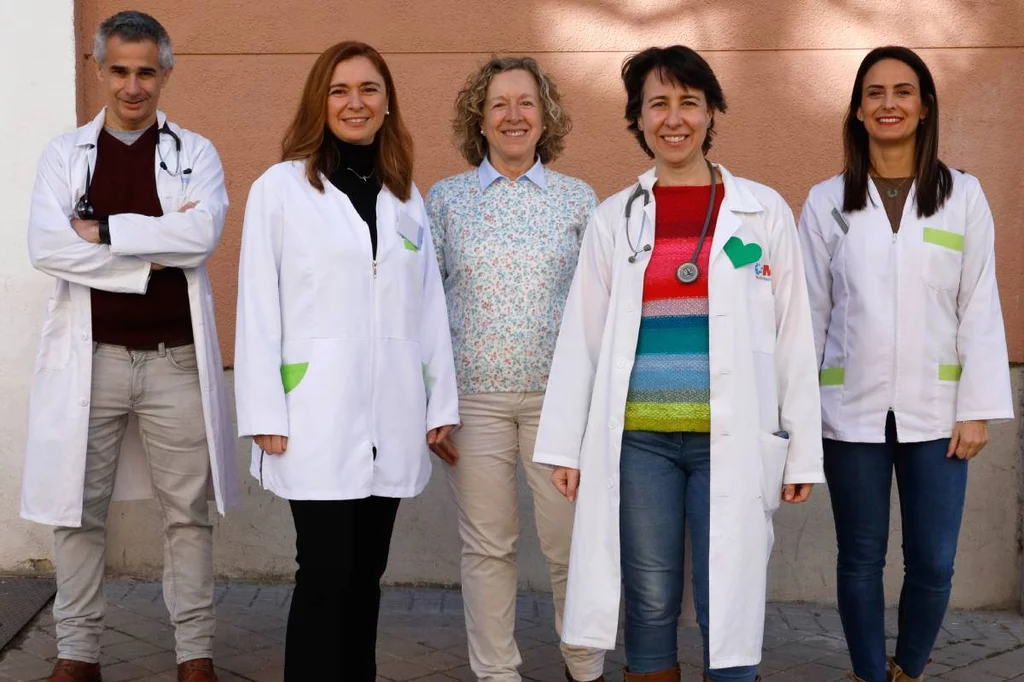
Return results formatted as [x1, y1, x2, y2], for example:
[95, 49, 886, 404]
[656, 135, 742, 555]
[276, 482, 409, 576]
[284, 496, 401, 681]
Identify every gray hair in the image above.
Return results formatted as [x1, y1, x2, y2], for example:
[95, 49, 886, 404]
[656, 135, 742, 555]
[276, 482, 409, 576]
[93, 11, 174, 70]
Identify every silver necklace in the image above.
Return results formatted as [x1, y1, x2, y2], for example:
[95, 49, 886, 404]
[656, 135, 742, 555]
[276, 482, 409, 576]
[874, 175, 912, 199]
[346, 167, 374, 182]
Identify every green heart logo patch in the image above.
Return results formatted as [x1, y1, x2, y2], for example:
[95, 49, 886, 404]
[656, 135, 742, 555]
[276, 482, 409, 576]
[723, 237, 762, 268]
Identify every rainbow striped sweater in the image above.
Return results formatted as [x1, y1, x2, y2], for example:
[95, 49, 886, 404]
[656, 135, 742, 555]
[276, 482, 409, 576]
[623, 184, 724, 433]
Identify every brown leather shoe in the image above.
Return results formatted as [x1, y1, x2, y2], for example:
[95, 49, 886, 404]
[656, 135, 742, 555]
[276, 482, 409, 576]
[888, 657, 926, 681]
[46, 659, 101, 682]
[623, 664, 680, 682]
[704, 675, 761, 682]
[178, 658, 218, 682]
[565, 664, 605, 682]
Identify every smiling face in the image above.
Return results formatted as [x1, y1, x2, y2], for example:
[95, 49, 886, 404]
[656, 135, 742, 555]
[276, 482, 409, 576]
[857, 58, 927, 147]
[481, 69, 543, 176]
[96, 36, 170, 131]
[325, 56, 388, 145]
[638, 72, 712, 176]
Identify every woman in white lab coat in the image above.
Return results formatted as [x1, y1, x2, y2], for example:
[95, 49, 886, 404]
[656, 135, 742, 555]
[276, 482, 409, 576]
[233, 41, 459, 681]
[534, 45, 823, 682]
[797, 46, 1013, 682]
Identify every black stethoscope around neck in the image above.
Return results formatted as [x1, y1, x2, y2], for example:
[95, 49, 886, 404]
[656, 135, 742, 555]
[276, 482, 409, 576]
[624, 159, 718, 284]
[74, 123, 193, 220]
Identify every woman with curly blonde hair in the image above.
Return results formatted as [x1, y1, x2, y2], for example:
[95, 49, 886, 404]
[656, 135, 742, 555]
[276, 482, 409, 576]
[426, 57, 606, 682]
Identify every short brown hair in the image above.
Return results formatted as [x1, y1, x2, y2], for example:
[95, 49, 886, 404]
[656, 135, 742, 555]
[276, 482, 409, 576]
[281, 41, 414, 201]
[452, 56, 571, 167]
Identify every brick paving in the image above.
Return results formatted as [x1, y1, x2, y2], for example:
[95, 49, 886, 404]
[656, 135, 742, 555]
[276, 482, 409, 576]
[1, 580, 1022, 681]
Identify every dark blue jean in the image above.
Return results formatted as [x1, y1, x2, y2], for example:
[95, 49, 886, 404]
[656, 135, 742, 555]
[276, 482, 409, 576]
[619, 430, 759, 682]
[824, 413, 968, 682]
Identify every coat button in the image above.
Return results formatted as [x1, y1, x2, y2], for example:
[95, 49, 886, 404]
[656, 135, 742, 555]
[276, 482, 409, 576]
[80, 332, 87, 340]
[608, 419, 619, 430]
[607, 477, 616, 488]
[616, 357, 626, 369]
[626, 303, 635, 312]
[80, 398, 88, 406]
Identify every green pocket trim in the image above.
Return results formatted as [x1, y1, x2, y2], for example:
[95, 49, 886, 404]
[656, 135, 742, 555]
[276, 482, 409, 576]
[938, 364, 962, 381]
[923, 228, 964, 252]
[281, 362, 309, 393]
[820, 367, 845, 386]
[403, 238, 419, 252]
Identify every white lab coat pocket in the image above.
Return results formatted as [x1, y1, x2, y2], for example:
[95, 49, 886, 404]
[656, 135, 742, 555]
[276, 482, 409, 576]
[921, 227, 964, 291]
[748, 286, 777, 355]
[758, 432, 789, 514]
[36, 297, 71, 371]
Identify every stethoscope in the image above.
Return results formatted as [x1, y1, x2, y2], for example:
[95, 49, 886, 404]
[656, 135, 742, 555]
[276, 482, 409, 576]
[624, 159, 717, 284]
[75, 123, 193, 220]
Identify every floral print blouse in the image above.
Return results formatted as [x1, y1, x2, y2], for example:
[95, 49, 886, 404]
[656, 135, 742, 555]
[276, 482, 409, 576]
[427, 159, 597, 396]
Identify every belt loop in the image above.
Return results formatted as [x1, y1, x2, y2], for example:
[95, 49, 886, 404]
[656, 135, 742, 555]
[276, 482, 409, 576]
[157, 342, 167, 357]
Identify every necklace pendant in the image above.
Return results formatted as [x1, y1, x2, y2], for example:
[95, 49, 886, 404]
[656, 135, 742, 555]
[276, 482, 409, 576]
[676, 262, 700, 284]
[886, 188, 899, 199]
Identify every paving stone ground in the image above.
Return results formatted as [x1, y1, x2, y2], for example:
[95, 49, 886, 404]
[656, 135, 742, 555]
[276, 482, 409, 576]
[1, 580, 1022, 681]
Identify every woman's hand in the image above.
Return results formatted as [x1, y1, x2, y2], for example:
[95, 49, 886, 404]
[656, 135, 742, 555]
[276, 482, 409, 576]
[948, 420, 988, 460]
[254, 434, 288, 455]
[428, 425, 460, 465]
[551, 466, 580, 502]
[782, 482, 814, 504]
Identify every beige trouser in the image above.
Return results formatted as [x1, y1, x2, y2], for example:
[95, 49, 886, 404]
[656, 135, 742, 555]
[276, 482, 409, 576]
[53, 343, 214, 665]
[446, 392, 605, 682]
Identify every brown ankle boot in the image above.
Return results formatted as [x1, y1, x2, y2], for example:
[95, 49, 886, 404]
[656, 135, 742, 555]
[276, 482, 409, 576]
[46, 659, 101, 682]
[564, 664, 605, 682]
[623, 664, 680, 682]
[887, 657, 925, 681]
[177, 658, 217, 682]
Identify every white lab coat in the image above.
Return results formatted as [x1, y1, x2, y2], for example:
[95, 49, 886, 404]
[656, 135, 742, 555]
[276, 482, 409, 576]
[533, 165, 824, 667]
[234, 161, 459, 500]
[22, 108, 237, 527]
[797, 172, 1014, 441]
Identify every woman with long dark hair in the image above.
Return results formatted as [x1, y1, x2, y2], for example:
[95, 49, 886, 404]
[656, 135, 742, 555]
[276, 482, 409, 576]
[798, 46, 1013, 682]
[233, 41, 459, 680]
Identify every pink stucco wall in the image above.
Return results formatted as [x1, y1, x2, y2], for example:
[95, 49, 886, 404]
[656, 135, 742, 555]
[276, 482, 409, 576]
[77, 1, 1024, 364]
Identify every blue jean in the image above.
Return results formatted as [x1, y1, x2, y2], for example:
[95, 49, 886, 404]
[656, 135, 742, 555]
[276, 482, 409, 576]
[619, 430, 759, 682]
[824, 412, 968, 682]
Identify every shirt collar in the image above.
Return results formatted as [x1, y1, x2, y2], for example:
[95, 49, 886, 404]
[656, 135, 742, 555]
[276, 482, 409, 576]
[478, 156, 546, 190]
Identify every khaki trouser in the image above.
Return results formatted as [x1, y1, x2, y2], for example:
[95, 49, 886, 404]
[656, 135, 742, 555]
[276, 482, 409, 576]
[446, 392, 605, 682]
[52, 343, 214, 665]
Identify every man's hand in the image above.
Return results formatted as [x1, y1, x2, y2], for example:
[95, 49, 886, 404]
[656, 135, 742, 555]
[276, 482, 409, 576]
[71, 219, 101, 244]
[178, 201, 199, 212]
[551, 466, 580, 503]
[428, 425, 460, 465]
[948, 420, 988, 460]
[254, 434, 288, 455]
[782, 482, 814, 504]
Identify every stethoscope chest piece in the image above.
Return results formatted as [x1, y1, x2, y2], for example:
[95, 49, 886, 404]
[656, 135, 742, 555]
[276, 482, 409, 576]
[676, 262, 700, 284]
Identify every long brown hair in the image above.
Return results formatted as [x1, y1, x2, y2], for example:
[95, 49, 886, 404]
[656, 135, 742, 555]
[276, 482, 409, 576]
[842, 46, 951, 217]
[281, 41, 413, 201]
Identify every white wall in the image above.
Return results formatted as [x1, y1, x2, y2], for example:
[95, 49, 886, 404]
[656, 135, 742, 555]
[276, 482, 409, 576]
[0, 1, 77, 571]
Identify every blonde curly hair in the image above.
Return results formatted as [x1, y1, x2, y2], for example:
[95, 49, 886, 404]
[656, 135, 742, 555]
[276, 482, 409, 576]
[452, 56, 572, 167]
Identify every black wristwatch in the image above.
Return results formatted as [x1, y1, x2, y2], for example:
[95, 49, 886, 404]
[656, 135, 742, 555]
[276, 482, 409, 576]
[98, 218, 111, 245]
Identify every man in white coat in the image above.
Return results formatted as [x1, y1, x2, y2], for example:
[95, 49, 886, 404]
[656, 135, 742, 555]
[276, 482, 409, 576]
[22, 11, 235, 682]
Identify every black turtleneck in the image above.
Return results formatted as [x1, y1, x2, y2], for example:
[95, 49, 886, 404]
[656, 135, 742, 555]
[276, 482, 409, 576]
[327, 136, 383, 257]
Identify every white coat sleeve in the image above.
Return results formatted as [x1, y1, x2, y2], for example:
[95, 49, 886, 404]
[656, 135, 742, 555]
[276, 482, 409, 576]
[234, 175, 289, 439]
[769, 197, 825, 485]
[28, 138, 152, 293]
[417, 194, 460, 432]
[796, 190, 833, 370]
[954, 177, 1014, 422]
[533, 207, 614, 470]
[107, 138, 228, 269]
